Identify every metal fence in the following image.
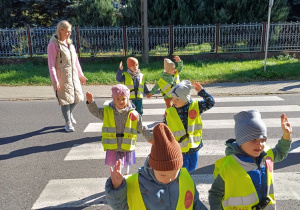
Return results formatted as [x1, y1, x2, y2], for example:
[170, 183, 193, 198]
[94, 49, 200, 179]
[0, 22, 299, 58]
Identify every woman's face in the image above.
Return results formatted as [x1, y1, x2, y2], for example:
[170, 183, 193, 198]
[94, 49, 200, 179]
[59, 26, 71, 41]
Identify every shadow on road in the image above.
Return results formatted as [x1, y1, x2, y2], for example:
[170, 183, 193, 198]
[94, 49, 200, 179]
[279, 84, 300, 91]
[0, 125, 66, 145]
[0, 135, 100, 161]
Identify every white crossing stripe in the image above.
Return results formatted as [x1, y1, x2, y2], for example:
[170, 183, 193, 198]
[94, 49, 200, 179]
[64, 139, 300, 161]
[103, 96, 284, 105]
[83, 118, 300, 132]
[31, 172, 300, 209]
[142, 105, 300, 115]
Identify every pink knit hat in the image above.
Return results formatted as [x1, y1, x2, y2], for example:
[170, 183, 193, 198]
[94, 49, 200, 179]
[112, 84, 130, 98]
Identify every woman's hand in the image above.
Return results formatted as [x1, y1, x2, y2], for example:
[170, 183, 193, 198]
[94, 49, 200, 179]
[80, 76, 88, 85]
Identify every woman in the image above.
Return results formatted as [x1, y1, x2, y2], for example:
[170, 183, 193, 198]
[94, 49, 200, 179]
[47, 20, 87, 132]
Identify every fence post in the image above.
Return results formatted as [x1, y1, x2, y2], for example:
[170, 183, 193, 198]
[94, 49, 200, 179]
[169, 25, 173, 56]
[262, 22, 266, 53]
[216, 24, 219, 53]
[27, 27, 33, 58]
[123, 25, 127, 57]
[75, 26, 81, 57]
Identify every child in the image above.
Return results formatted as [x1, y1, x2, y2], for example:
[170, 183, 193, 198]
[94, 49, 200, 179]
[209, 110, 292, 210]
[163, 80, 215, 172]
[147, 56, 183, 108]
[86, 84, 153, 175]
[105, 123, 208, 210]
[116, 57, 151, 115]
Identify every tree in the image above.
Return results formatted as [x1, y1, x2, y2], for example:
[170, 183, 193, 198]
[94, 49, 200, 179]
[73, 0, 117, 27]
[0, 0, 13, 28]
[118, 0, 290, 26]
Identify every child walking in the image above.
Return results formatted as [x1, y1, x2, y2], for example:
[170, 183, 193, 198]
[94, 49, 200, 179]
[116, 57, 151, 115]
[147, 56, 183, 108]
[163, 80, 215, 172]
[105, 123, 208, 210]
[209, 110, 292, 210]
[86, 84, 153, 175]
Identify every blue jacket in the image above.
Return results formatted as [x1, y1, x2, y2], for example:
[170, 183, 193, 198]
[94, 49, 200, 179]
[105, 157, 208, 210]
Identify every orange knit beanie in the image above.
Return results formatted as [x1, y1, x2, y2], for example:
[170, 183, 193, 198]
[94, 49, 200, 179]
[148, 123, 183, 171]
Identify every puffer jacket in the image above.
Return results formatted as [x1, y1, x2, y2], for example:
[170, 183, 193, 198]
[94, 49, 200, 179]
[49, 35, 84, 105]
[87, 100, 153, 151]
[105, 157, 208, 210]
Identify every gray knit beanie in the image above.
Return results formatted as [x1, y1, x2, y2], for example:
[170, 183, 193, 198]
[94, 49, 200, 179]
[171, 80, 191, 103]
[234, 110, 267, 146]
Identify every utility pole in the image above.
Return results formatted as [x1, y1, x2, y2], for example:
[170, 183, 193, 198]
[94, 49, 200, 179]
[141, 0, 149, 64]
[264, 0, 274, 72]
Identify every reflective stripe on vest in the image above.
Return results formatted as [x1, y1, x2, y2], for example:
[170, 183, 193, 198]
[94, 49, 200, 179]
[123, 72, 145, 99]
[166, 101, 203, 153]
[126, 167, 195, 210]
[213, 150, 275, 210]
[102, 106, 138, 151]
[157, 72, 180, 97]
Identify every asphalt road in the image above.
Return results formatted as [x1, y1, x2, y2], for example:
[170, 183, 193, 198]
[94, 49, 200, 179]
[1, 94, 300, 210]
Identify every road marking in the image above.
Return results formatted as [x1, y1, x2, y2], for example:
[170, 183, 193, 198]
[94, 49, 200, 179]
[83, 118, 300, 132]
[31, 172, 300, 209]
[64, 139, 300, 161]
[103, 96, 284, 105]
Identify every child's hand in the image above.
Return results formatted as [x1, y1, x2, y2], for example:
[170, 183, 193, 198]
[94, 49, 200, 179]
[281, 114, 292, 141]
[119, 61, 123, 71]
[110, 159, 124, 189]
[86, 92, 94, 103]
[148, 139, 154, 144]
[147, 93, 152, 98]
[173, 56, 181, 62]
[193, 82, 203, 92]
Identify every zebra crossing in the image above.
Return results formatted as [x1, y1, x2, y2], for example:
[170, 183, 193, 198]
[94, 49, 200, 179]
[31, 96, 300, 209]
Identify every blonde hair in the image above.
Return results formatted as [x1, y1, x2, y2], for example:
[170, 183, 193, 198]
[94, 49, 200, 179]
[56, 20, 72, 44]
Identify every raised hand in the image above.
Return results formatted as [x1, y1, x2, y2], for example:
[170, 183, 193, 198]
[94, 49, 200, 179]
[110, 159, 124, 189]
[119, 61, 123, 71]
[173, 55, 181, 62]
[86, 92, 94, 103]
[281, 114, 292, 141]
[193, 82, 203, 92]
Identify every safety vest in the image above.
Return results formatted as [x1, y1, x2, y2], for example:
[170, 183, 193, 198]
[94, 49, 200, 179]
[126, 167, 195, 210]
[123, 72, 145, 99]
[101, 106, 138, 151]
[165, 101, 203, 153]
[157, 71, 180, 97]
[213, 149, 276, 210]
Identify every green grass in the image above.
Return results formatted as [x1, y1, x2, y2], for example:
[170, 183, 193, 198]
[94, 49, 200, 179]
[0, 54, 299, 86]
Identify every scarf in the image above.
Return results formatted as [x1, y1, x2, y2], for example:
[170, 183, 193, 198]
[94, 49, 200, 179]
[127, 69, 140, 79]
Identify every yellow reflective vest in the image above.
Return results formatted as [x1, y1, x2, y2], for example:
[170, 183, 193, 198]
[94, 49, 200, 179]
[123, 72, 145, 99]
[213, 149, 276, 210]
[165, 101, 203, 153]
[126, 167, 195, 210]
[157, 71, 180, 98]
[102, 106, 138, 151]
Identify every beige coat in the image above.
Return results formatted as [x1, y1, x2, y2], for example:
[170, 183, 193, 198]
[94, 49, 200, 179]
[50, 36, 84, 105]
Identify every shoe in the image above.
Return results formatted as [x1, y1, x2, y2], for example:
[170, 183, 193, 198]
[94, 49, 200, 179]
[65, 122, 75, 132]
[71, 114, 77, 125]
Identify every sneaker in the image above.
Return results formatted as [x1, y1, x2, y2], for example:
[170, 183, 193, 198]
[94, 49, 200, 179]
[65, 122, 75, 132]
[71, 114, 77, 125]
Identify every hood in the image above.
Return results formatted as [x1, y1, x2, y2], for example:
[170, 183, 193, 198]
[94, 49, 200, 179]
[138, 156, 159, 183]
[225, 138, 245, 156]
[108, 100, 136, 112]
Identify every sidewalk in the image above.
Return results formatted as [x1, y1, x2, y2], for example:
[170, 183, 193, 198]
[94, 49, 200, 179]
[1, 80, 300, 101]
